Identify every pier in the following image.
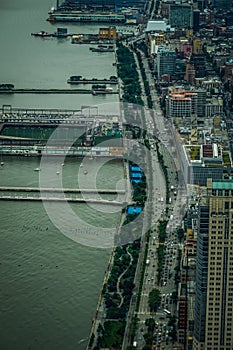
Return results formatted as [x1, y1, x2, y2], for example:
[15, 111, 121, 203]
[0, 145, 124, 158]
[0, 88, 118, 95]
[47, 11, 126, 24]
[0, 194, 123, 205]
[0, 105, 120, 120]
[0, 187, 125, 194]
[0, 187, 124, 205]
[67, 78, 117, 85]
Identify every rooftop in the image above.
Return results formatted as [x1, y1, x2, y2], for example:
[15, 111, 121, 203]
[146, 20, 173, 32]
[212, 181, 233, 190]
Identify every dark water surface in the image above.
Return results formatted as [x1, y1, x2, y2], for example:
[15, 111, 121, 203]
[0, 1, 123, 349]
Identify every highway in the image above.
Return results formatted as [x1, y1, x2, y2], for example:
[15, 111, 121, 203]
[124, 44, 185, 350]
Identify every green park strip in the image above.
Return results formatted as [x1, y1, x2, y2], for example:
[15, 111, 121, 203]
[116, 42, 144, 106]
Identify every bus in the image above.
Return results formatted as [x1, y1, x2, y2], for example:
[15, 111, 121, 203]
[164, 308, 171, 316]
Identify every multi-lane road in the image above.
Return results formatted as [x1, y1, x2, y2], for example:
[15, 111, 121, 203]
[128, 48, 185, 350]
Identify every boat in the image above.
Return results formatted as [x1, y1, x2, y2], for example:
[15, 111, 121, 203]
[34, 167, 41, 171]
[92, 86, 113, 95]
[48, 7, 55, 14]
[31, 31, 51, 37]
[78, 338, 88, 344]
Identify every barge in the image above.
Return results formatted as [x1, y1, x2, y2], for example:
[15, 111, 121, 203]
[67, 76, 118, 84]
[89, 45, 114, 52]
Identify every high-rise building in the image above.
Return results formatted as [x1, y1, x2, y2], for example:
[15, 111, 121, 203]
[169, 3, 193, 29]
[156, 47, 176, 79]
[211, 0, 231, 9]
[185, 62, 196, 85]
[196, 0, 207, 11]
[225, 60, 233, 81]
[181, 144, 233, 186]
[193, 178, 233, 350]
[193, 9, 200, 33]
[166, 89, 198, 118]
[190, 54, 206, 78]
[196, 89, 206, 118]
[193, 38, 203, 54]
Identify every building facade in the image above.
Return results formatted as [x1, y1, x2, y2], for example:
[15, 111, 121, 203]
[194, 179, 233, 350]
[156, 47, 176, 79]
[169, 3, 193, 29]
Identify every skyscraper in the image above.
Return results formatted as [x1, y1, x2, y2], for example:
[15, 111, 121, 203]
[194, 178, 233, 350]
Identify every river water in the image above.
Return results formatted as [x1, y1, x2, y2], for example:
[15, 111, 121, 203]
[0, 1, 124, 349]
[0, 0, 118, 109]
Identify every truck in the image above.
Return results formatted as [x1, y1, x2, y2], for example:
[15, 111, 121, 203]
[160, 197, 164, 203]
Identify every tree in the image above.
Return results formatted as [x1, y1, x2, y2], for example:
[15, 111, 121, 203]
[148, 288, 161, 312]
[177, 228, 185, 242]
[142, 343, 153, 350]
[145, 318, 155, 332]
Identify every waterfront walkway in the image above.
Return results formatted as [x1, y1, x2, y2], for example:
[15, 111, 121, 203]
[116, 246, 133, 308]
